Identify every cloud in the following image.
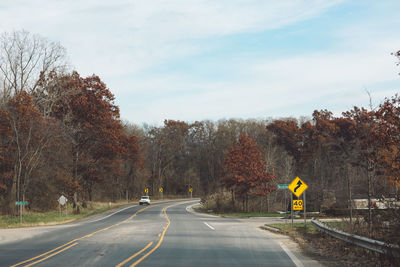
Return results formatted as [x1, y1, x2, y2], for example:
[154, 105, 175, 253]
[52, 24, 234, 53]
[119, 38, 400, 123]
[0, 0, 345, 76]
[2, 0, 399, 124]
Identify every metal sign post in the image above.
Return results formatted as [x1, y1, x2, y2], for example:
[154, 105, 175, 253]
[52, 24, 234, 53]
[159, 187, 163, 199]
[189, 188, 193, 198]
[304, 191, 306, 230]
[285, 190, 287, 224]
[291, 194, 293, 229]
[277, 184, 289, 224]
[15, 201, 27, 224]
[288, 177, 309, 230]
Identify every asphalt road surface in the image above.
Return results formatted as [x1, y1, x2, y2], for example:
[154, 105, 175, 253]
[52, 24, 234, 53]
[0, 200, 321, 267]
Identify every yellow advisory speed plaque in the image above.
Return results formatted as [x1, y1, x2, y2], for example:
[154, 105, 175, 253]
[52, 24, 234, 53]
[288, 177, 308, 198]
[293, 200, 303, 210]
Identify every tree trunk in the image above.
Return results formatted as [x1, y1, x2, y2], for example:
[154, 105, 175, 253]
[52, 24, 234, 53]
[367, 169, 372, 236]
[231, 189, 235, 210]
[347, 164, 353, 224]
[73, 148, 79, 212]
[245, 193, 249, 213]
[10, 171, 18, 215]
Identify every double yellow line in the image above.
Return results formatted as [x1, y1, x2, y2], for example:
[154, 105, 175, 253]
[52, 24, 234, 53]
[116, 201, 186, 267]
[11, 204, 154, 267]
[12, 201, 192, 267]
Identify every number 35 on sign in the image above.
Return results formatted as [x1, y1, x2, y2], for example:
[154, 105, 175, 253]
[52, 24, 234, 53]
[293, 200, 303, 210]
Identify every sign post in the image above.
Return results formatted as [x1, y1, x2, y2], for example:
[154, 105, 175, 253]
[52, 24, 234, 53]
[288, 177, 308, 229]
[15, 201, 28, 224]
[277, 184, 289, 224]
[290, 194, 293, 228]
[189, 187, 193, 198]
[304, 191, 307, 230]
[145, 188, 149, 196]
[58, 195, 68, 218]
[159, 187, 163, 199]
[285, 190, 287, 224]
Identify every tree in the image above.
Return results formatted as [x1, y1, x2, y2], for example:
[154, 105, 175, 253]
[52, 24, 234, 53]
[0, 108, 13, 213]
[0, 30, 66, 105]
[223, 134, 275, 212]
[376, 95, 400, 188]
[5, 91, 51, 214]
[47, 72, 127, 206]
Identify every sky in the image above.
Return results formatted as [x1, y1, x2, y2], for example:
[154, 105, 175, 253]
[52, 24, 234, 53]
[1, 0, 399, 125]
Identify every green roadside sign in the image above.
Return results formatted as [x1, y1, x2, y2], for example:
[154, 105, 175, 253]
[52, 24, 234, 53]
[15, 201, 28, 205]
[277, 184, 288, 189]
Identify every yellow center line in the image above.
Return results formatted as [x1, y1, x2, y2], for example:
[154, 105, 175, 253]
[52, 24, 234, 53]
[23, 242, 79, 267]
[129, 201, 194, 267]
[115, 242, 153, 267]
[11, 204, 158, 267]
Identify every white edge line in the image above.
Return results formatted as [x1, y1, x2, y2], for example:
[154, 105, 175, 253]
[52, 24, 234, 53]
[85, 205, 137, 223]
[204, 222, 215, 230]
[279, 243, 304, 267]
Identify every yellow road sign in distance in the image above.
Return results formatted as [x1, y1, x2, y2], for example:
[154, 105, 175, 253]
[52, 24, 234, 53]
[189, 188, 193, 193]
[288, 177, 308, 197]
[293, 200, 303, 210]
[144, 188, 149, 193]
[159, 187, 163, 193]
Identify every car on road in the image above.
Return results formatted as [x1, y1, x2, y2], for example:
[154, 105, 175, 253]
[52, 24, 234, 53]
[139, 196, 150, 205]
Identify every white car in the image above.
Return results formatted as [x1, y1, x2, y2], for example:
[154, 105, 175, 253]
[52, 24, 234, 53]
[139, 196, 150, 205]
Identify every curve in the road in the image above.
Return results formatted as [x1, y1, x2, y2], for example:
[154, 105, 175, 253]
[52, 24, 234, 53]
[116, 200, 195, 267]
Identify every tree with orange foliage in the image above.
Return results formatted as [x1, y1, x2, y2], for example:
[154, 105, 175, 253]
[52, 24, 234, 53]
[46, 72, 130, 206]
[4, 92, 54, 214]
[377, 94, 400, 188]
[224, 134, 275, 212]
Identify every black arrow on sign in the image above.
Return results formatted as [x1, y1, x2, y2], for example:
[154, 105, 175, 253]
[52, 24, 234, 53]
[294, 180, 302, 192]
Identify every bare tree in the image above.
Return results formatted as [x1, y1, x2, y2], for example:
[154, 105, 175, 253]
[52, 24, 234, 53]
[0, 30, 67, 105]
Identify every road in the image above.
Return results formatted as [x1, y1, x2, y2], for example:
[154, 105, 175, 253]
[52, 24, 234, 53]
[0, 200, 321, 267]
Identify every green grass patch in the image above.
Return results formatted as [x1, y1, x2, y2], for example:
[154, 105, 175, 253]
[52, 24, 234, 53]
[217, 212, 283, 218]
[266, 222, 318, 234]
[0, 202, 128, 229]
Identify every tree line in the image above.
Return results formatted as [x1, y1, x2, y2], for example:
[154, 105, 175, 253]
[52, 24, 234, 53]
[1, 31, 399, 223]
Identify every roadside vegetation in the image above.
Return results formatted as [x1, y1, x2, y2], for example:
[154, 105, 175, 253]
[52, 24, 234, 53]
[0, 202, 130, 228]
[265, 222, 397, 266]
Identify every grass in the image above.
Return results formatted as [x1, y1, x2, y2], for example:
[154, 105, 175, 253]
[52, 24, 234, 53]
[266, 222, 318, 234]
[217, 212, 283, 217]
[0, 201, 130, 229]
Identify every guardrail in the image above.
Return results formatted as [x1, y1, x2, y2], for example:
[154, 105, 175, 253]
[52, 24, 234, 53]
[311, 219, 400, 258]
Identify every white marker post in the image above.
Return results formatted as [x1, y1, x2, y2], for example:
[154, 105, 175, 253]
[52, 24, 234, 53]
[58, 195, 68, 218]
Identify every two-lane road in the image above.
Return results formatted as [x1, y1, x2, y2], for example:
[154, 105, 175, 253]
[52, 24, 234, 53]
[0, 200, 321, 266]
